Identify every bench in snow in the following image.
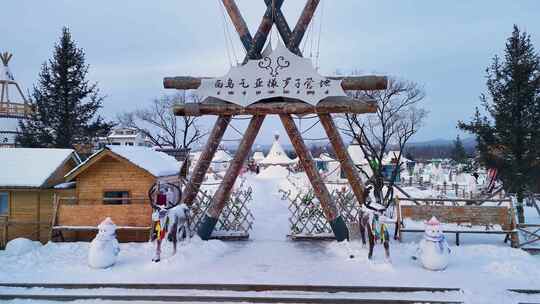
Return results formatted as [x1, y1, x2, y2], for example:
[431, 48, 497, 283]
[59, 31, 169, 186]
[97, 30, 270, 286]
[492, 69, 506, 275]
[396, 198, 518, 247]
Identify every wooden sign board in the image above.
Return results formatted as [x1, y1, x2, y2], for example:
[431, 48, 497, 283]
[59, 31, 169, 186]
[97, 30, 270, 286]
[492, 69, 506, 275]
[198, 42, 346, 106]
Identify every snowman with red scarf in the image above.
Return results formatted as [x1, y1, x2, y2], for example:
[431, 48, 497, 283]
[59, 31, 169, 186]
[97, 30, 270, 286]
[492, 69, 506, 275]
[416, 216, 451, 271]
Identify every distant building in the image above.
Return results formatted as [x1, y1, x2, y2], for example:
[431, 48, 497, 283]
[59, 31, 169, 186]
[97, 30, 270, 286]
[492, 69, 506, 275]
[346, 143, 371, 179]
[0, 52, 31, 147]
[95, 127, 153, 149]
[190, 146, 233, 173]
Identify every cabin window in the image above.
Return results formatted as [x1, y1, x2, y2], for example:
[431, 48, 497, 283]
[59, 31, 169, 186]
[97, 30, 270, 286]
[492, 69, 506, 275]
[0, 192, 8, 215]
[103, 191, 130, 204]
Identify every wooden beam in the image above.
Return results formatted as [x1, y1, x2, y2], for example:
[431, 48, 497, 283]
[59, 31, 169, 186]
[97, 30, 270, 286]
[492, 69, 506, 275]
[182, 115, 232, 206]
[163, 76, 388, 91]
[221, 0, 253, 53]
[289, 0, 320, 54]
[246, 0, 285, 61]
[280, 114, 349, 241]
[198, 115, 265, 240]
[173, 97, 376, 116]
[319, 113, 366, 206]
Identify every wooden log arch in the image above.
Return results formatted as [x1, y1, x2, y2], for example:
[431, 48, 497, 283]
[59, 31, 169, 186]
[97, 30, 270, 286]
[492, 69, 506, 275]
[166, 0, 387, 242]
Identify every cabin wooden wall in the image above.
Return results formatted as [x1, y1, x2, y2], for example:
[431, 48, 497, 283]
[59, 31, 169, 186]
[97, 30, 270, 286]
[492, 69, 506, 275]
[56, 154, 158, 242]
[75, 154, 155, 204]
[1, 189, 57, 247]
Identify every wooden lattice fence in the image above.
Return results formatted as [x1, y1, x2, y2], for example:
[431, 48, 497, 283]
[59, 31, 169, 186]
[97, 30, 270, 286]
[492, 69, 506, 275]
[517, 224, 540, 251]
[190, 186, 254, 240]
[285, 187, 362, 239]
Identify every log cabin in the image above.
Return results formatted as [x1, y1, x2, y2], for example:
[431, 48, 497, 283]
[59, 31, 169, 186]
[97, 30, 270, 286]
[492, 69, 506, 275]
[0, 148, 80, 248]
[55, 146, 181, 242]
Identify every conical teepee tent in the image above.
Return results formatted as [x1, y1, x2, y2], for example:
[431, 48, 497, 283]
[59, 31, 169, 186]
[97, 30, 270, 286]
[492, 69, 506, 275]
[260, 133, 297, 166]
[0, 52, 30, 147]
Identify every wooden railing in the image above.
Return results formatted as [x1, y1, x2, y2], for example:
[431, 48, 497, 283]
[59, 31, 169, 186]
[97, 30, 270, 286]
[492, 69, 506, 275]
[517, 224, 540, 249]
[0, 102, 31, 118]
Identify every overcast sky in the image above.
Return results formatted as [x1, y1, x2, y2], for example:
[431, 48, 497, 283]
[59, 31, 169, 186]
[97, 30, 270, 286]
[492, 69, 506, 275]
[3, 1, 540, 146]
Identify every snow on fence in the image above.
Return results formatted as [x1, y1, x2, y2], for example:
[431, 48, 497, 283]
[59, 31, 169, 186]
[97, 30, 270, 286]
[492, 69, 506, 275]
[190, 187, 254, 240]
[284, 187, 362, 239]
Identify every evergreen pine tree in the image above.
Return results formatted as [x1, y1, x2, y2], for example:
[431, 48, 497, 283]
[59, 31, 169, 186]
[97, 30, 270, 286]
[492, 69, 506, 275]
[450, 135, 468, 164]
[17, 27, 113, 148]
[459, 25, 540, 223]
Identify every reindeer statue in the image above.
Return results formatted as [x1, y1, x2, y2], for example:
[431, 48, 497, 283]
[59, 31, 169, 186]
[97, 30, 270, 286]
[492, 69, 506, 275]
[149, 182, 191, 263]
[358, 186, 392, 262]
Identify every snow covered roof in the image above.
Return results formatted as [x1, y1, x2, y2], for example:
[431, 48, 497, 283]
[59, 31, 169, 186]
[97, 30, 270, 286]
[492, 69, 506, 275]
[383, 150, 411, 164]
[347, 144, 368, 165]
[190, 149, 233, 164]
[252, 151, 265, 162]
[316, 153, 335, 162]
[66, 146, 181, 180]
[213, 149, 233, 163]
[260, 134, 296, 165]
[0, 148, 79, 188]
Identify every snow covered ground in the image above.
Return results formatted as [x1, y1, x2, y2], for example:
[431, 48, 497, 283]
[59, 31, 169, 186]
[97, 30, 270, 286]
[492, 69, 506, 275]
[1, 168, 539, 303]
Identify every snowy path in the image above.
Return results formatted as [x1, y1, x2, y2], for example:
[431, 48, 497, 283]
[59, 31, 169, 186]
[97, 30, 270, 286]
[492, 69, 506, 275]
[1, 172, 539, 303]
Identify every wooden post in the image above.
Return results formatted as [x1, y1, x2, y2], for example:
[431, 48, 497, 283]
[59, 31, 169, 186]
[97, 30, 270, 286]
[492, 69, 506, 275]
[198, 115, 266, 240]
[183, 116, 232, 206]
[221, 0, 253, 53]
[393, 196, 402, 241]
[319, 113, 366, 205]
[1, 217, 7, 249]
[509, 198, 520, 248]
[289, 0, 320, 55]
[48, 194, 59, 242]
[280, 113, 348, 241]
[246, 0, 284, 61]
[37, 192, 41, 242]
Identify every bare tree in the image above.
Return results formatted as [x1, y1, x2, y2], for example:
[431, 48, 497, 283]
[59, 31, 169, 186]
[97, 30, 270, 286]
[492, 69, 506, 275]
[340, 77, 427, 207]
[117, 92, 205, 149]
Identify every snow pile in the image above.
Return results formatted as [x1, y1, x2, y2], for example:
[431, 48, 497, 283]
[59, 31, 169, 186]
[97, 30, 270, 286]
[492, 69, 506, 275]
[327, 241, 369, 262]
[4, 238, 42, 256]
[256, 165, 290, 179]
[0, 148, 77, 187]
[163, 237, 229, 264]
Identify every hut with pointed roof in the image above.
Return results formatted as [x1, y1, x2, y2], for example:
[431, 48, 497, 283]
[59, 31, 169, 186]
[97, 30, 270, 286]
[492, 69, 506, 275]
[0, 52, 31, 147]
[0, 148, 80, 247]
[260, 133, 297, 167]
[53, 146, 182, 242]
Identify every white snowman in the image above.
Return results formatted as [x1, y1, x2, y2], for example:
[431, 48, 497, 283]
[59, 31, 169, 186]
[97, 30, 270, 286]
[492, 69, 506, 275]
[416, 216, 451, 271]
[88, 217, 120, 269]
